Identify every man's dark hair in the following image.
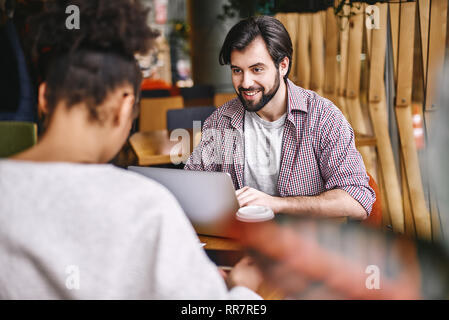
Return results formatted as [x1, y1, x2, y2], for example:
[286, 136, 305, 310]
[219, 15, 293, 80]
[27, 0, 159, 121]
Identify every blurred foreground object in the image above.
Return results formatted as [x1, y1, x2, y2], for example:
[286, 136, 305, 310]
[239, 219, 449, 299]
[429, 61, 449, 252]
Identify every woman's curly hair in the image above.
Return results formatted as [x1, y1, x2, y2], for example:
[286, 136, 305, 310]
[27, 0, 159, 121]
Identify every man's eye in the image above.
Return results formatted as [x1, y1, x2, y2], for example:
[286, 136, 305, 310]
[232, 69, 242, 74]
[253, 67, 263, 73]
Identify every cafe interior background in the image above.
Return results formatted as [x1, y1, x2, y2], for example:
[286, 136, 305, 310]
[2, 0, 449, 299]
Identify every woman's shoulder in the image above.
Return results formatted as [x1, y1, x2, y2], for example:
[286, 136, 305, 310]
[0, 160, 175, 203]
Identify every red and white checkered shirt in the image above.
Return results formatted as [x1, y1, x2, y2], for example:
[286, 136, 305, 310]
[185, 80, 375, 214]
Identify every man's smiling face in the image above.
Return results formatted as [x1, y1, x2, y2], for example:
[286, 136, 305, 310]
[230, 37, 282, 112]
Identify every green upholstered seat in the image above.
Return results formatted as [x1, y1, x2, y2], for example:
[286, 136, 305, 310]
[0, 121, 37, 158]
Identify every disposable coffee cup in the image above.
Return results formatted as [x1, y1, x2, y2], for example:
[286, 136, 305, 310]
[236, 205, 275, 223]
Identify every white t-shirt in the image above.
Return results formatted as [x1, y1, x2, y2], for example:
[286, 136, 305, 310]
[0, 160, 261, 299]
[244, 111, 287, 196]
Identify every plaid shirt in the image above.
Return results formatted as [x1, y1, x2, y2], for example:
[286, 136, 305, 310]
[185, 80, 375, 214]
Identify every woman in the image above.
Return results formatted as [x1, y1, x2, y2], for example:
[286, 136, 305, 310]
[0, 0, 262, 299]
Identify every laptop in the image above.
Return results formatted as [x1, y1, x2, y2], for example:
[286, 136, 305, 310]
[128, 166, 240, 237]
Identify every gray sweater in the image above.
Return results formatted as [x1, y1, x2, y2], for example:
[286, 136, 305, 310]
[0, 160, 260, 299]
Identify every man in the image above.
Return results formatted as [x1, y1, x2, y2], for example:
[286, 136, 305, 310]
[185, 16, 375, 220]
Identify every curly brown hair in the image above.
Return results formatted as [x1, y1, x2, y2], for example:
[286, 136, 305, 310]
[27, 0, 159, 121]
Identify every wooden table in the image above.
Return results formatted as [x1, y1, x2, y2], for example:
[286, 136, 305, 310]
[198, 235, 243, 250]
[198, 234, 284, 300]
[129, 129, 201, 166]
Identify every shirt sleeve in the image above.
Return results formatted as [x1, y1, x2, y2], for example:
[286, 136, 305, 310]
[146, 188, 262, 300]
[318, 105, 376, 215]
[184, 112, 221, 172]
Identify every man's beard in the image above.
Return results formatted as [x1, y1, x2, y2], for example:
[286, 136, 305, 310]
[237, 71, 281, 112]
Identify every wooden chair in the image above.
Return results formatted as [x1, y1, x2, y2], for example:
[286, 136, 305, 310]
[180, 85, 214, 107]
[213, 92, 237, 107]
[0, 121, 37, 157]
[166, 106, 216, 131]
[139, 96, 184, 132]
[141, 89, 171, 98]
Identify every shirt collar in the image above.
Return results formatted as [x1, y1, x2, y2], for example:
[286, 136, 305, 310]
[286, 78, 308, 114]
[222, 99, 245, 130]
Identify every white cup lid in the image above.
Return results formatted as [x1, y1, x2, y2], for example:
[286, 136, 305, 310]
[236, 205, 274, 222]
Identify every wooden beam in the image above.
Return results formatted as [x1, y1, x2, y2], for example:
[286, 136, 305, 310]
[310, 11, 325, 95]
[346, 4, 364, 99]
[345, 3, 375, 176]
[355, 133, 377, 147]
[376, 160, 391, 227]
[389, 1, 400, 82]
[418, 0, 430, 87]
[368, 2, 404, 234]
[338, 2, 351, 122]
[402, 158, 417, 237]
[323, 8, 338, 106]
[324, 7, 339, 105]
[425, 0, 448, 111]
[297, 13, 311, 89]
[395, 1, 432, 240]
[277, 13, 300, 85]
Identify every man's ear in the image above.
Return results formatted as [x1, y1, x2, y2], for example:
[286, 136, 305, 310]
[279, 56, 290, 78]
[38, 82, 49, 116]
